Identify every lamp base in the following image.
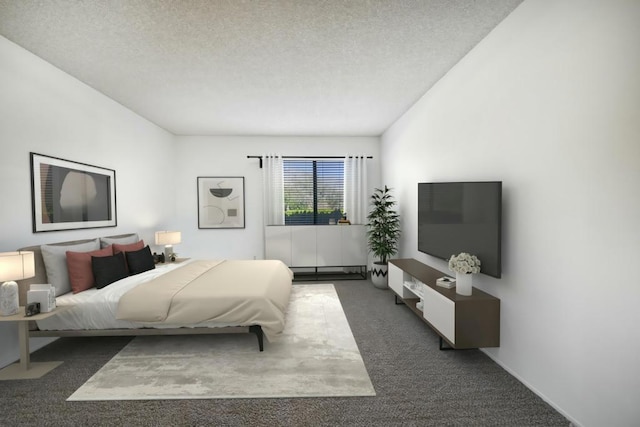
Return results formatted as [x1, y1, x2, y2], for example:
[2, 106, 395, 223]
[1, 281, 20, 317]
[164, 246, 173, 262]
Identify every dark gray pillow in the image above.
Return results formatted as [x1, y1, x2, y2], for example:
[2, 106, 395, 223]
[92, 252, 128, 288]
[125, 246, 156, 275]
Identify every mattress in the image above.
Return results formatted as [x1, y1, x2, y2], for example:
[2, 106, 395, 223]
[36, 260, 238, 331]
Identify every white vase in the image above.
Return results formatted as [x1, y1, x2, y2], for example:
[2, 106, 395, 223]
[0, 281, 20, 316]
[455, 273, 473, 296]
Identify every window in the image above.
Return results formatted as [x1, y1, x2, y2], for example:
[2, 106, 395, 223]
[283, 159, 344, 225]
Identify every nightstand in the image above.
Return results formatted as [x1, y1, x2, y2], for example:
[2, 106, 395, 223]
[0, 306, 72, 380]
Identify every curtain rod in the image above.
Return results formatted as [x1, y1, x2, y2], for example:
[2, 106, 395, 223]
[247, 155, 373, 168]
[247, 155, 372, 159]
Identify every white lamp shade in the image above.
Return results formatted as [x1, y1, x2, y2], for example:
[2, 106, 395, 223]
[0, 251, 35, 282]
[155, 231, 181, 246]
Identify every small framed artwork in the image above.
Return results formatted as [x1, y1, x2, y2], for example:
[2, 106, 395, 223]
[30, 152, 117, 232]
[197, 177, 245, 229]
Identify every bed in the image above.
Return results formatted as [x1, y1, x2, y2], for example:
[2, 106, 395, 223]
[16, 234, 293, 351]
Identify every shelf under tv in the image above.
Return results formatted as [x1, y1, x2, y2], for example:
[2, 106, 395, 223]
[388, 258, 500, 350]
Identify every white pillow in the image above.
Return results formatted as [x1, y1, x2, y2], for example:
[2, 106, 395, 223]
[100, 234, 139, 249]
[41, 239, 100, 296]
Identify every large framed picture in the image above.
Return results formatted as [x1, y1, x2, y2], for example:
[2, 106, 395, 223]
[30, 153, 117, 232]
[197, 177, 245, 229]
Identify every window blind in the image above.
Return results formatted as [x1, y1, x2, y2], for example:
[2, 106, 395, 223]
[283, 160, 344, 225]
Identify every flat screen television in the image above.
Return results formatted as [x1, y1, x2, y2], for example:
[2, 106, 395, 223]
[418, 181, 502, 278]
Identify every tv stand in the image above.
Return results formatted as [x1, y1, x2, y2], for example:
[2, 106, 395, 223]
[388, 259, 500, 350]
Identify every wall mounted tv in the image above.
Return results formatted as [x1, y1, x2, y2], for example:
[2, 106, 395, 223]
[417, 181, 502, 278]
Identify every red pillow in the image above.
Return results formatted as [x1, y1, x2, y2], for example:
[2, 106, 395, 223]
[66, 245, 114, 293]
[113, 240, 145, 255]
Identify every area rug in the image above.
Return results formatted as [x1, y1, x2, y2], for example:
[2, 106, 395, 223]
[67, 284, 376, 401]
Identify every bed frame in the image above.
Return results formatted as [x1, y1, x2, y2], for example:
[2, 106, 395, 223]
[16, 234, 265, 351]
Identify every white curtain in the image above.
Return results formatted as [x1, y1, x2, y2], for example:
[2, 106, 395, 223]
[262, 154, 285, 225]
[344, 155, 368, 224]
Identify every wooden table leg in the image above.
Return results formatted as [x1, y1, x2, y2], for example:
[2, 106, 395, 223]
[18, 320, 30, 370]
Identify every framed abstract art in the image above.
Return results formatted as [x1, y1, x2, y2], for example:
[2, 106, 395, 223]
[197, 176, 245, 229]
[30, 153, 117, 232]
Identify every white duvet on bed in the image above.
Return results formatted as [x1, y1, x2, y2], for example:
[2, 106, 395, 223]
[35, 260, 234, 331]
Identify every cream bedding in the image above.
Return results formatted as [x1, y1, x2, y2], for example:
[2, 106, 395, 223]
[35, 261, 195, 331]
[116, 259, 293, 341]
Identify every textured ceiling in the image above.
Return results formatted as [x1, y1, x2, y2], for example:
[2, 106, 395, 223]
[0, 0, 523, 136]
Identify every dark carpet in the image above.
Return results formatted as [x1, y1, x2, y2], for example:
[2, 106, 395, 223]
[0, 280, 569, 426]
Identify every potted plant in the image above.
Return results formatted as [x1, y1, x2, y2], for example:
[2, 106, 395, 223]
[366, 186, 401, 288]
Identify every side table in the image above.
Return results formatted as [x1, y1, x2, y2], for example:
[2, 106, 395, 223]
[0, 305, 72, 380]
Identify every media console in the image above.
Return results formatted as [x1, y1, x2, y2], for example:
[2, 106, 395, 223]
[388, 258, 500, 350]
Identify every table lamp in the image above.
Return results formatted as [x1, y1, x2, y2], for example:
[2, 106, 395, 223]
[155, 231, 181, 261]
[0, 251, 35, 316]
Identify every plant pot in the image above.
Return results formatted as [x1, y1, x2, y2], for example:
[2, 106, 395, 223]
[371, 262, 388, 289]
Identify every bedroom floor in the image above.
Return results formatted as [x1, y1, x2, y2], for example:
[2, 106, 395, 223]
[0, 279, 568, 426]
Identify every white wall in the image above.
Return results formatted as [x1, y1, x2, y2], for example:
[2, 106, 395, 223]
[172, 136, 380, 259]
[0, 36, 175, 368]
[381, 1, 640, 426]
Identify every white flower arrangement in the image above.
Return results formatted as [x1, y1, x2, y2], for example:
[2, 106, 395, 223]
[448, 252, 481, 274]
